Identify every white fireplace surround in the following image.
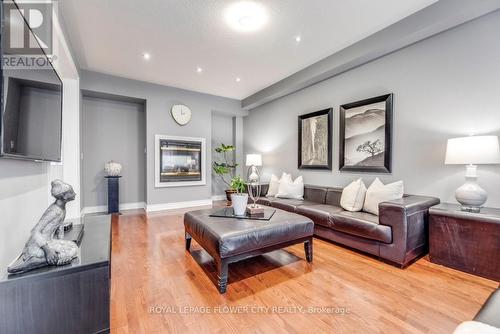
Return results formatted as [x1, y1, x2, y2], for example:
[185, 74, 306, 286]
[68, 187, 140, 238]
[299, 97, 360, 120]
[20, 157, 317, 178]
[154, 135, 206, 188]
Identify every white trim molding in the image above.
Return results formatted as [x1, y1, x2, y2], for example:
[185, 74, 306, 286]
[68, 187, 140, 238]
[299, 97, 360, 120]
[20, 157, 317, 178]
[146, 199, 212, 212]
[82, 202, 146, 215]
[154, 135, 206, 188]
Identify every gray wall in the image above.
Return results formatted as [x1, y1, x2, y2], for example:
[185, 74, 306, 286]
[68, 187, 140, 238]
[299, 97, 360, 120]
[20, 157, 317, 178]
[211, 113, 234, 197]
[79, 71, 246, 206]
[0, 160, 49, 271]
[244, 11, 500, 207]
[82, 95, 146, 208]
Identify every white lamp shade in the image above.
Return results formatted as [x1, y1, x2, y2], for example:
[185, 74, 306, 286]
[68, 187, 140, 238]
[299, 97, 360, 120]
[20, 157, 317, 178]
[445, 136, 500, 165]
[246, 154, 262, 166]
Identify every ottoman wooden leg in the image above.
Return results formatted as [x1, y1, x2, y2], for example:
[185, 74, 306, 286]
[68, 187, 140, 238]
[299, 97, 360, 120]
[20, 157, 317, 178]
[185, 232, 192, 251]
[217, 259, 229, 294]
[304, 238, 313, 263]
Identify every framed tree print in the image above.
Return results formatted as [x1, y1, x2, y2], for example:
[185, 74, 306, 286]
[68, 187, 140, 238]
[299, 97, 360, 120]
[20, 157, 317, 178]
[298, 108, 332, 170]
[339, 94, 393, 173]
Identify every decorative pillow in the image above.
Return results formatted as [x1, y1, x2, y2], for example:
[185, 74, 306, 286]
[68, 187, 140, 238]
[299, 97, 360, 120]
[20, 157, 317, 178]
[340, 179, 367, 212]
[276, 175, 304, 199]
[363, 178, 404, 216]
[267, 173, 291, 197]
[266, 174, 280, 197]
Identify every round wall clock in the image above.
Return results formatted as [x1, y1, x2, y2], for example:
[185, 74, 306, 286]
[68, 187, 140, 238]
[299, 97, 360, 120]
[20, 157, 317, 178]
[171, 104, 192, 126]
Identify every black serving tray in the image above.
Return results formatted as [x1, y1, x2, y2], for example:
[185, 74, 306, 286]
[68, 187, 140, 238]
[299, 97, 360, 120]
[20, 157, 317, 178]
[210, 207, 276, 221]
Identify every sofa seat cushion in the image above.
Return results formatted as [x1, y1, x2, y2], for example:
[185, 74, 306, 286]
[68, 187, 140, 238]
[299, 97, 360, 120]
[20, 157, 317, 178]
[296, 204, 344, 228]
[330, 211, 392, 244]
[271, 199, 316, 212]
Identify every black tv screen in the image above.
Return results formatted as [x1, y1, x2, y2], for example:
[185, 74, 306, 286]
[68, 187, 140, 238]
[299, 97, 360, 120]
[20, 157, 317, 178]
[1, 2, 63, 162]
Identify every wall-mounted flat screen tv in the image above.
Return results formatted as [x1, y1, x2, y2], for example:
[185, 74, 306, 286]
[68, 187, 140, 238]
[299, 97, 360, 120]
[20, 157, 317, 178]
[1, 1, 63, 162]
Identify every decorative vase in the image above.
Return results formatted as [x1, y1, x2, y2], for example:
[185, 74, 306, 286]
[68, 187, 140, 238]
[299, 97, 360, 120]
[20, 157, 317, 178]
[104, 160, 122, 177]
[231, 193, 248, 216]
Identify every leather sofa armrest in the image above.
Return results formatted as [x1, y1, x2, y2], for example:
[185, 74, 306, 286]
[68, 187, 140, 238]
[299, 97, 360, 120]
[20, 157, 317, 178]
[379, 196, 441, 219]
[378, 195, 440, 266]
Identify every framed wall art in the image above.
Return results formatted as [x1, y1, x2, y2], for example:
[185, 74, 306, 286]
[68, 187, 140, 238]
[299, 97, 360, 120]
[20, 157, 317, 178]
[339, 94, 393, 173]
[298, 108, 332, 170]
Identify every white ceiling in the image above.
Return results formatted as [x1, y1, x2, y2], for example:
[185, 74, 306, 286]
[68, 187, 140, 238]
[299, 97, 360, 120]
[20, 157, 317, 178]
[60, 0, 438, 100]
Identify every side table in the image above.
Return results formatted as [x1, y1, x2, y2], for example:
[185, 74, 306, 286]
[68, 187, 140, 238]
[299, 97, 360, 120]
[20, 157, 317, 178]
[429, 203, 500, 281]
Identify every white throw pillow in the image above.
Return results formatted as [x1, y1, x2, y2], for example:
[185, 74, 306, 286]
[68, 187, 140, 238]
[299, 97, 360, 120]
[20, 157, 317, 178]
[276, 175, 304, 199]
[363, 178, 404, 216]
[340, 179, 367, 212]
[267, 173, 291, 197]
[266, 174, 280, 197]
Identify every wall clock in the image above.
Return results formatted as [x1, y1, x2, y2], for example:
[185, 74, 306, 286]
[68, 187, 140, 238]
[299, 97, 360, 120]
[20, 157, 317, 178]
[171, 104, 192, 126]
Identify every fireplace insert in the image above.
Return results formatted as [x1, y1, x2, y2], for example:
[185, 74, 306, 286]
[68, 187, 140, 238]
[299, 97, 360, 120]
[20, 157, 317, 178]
[155, 135, 206, 187]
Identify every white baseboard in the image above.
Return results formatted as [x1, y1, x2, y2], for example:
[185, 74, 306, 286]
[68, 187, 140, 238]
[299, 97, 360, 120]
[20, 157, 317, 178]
[211, 195, 226, 201]
[82, 202, 146, 215]
[146, 199, 213, 212]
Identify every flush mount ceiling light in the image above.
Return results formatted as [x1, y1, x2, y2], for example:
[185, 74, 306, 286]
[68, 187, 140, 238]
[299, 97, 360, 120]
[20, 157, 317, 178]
[224, 1, 268, 32]
[196, 67, 203, 73]
[236, 77, 241, 82]
[143, 52, 151, 60]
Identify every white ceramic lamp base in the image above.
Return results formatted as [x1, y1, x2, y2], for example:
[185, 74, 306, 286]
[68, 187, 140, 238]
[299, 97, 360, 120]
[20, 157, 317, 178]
[455, 165, 487, 212]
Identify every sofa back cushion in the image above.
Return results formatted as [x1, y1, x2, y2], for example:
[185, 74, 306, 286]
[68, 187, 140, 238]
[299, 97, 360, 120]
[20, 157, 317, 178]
[259, 184, 269, 197]
[303, 185, 328, 204]
[325, 187, 343, 206]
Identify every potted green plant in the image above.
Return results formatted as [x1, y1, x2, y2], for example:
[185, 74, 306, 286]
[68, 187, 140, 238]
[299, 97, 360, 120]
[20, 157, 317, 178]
[229, 176, 248, 216]
[212, 143, 239, 201]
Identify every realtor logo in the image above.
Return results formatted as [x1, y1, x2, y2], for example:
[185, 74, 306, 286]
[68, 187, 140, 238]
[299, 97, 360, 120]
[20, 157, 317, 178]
[3, 0, 53, 55]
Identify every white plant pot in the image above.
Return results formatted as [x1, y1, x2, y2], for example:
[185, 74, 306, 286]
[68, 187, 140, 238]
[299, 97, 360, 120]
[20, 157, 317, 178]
[231, 193, 248, 216]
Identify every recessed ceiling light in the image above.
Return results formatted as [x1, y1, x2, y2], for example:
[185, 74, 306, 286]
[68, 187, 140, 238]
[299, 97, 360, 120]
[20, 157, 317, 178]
[236, 77, 241, 82]
[196, 67, 203, 73]
[143, 53, 151, 60]
[295, 36, 301, 43]
[224, 1, 268, 32]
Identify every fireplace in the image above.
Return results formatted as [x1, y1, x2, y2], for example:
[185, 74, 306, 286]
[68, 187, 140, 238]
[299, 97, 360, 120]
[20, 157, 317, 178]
[155, 135, 206, 187]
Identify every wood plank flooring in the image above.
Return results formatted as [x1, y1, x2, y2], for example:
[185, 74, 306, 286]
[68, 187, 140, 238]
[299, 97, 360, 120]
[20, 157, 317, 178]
[110, 206, 498, 334]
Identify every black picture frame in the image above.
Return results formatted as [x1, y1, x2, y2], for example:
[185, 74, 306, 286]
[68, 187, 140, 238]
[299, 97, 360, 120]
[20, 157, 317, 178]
[339, 94, 393, 173]
[298, 108, 333, 170]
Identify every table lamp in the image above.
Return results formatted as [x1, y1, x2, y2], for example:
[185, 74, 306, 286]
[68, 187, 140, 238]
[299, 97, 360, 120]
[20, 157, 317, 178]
[246, 154, 262, 182]
[245, 154, 262, 213]
[445, 135, 500, 212]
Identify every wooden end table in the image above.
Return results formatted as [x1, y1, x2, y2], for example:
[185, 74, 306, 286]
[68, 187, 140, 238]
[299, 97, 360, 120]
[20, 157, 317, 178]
[429, 203, 500, 281]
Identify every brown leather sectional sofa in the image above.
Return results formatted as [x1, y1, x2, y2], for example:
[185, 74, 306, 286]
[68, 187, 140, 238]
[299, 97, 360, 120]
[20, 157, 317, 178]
[254, 184, 440, 267]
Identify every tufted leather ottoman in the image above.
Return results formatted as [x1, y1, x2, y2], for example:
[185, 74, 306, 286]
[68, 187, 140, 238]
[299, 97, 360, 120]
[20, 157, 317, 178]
[184, 208, 314, 293]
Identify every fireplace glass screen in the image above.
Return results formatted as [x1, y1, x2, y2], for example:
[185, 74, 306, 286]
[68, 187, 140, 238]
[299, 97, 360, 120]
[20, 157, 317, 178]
[159, 139, 202, 183]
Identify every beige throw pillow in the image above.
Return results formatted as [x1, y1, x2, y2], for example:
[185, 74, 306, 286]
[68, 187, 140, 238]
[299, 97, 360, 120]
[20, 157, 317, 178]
[276, 175, 304, 199]
[363, 178, 404, 215]
[267, 172, 291, 197]
[340, 179, 367, 212]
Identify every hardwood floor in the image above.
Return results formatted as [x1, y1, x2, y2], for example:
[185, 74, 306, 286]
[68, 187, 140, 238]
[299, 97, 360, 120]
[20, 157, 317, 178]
[110, 206, 498, 334]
